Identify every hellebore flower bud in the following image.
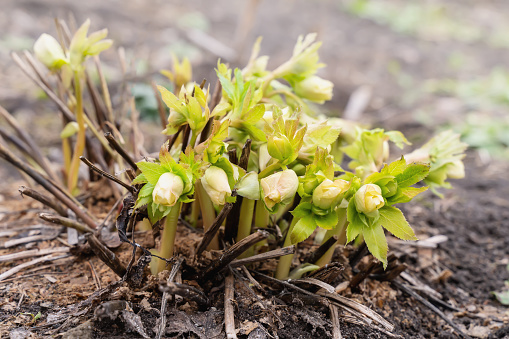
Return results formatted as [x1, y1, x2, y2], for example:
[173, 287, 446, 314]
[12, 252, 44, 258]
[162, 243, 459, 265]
[34, 34, 68, 70]
[258, 144, 271, 171]
[446, 160, 465, 179]
[235, 172, 260, 200]
[267, 135, 293, 162]
[293, 76, 333, 104]
[261, 170, 299, 209]
[355, 184, 384, 215]
[312, 179, 350, 210]
[201, 166, 232, 205]
[152, 172, 184, 207]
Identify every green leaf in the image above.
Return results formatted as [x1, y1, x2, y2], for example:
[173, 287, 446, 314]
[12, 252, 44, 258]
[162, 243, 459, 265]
[493, 290, 509, 305]
[290, 216, 317, 244]
[381, 157, 407, 176]
[315, 211, 338, 230]
[346, 199, 364, 242]
[217, 72, 235, 103]
[136, 161, 168, 185]
[135, 195, 152, 209]
[386, 130, 410, 148]
[291, 202, 313, 219]
[243, 104, 266, 124]
[131, 173, 147, 185]
[363, 223, 388, 268]
[138, 183, 154, 198]
[387, 186, 428, 204]
[159, 146, 177, 172]
[242, 122, 267, 142]
[158, 85, 181, 111]
[395, 163, 430, 188]
[377, 206, 417, 241]
[60, 122, 79, 138]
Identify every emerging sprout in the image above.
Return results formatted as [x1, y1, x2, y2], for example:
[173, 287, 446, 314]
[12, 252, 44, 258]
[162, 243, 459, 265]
[293, 75, 334, 103]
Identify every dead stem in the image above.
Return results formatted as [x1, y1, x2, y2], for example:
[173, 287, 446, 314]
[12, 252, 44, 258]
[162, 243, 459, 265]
[309, 235, 338, 265]
[0, 142, 97, 229]
[224, 274, 238, 339]
[151, 80, 168, 129]
[195, 202, 233, 257]
[329, 304, 343, 339]
[156, 257, 184, 339]
[0, 105, 59, 182]
[229, 245, 295, 268]
[93, 55, 115, 123]
[392, 280, 470, 338]
[86, 233, 127, 278]
[201, 230, 269, 280]
[19, 186, 68, 217]
[104, 132, 138, 171]
[39, 212, 95, 234]
[80, 156, 136, 193]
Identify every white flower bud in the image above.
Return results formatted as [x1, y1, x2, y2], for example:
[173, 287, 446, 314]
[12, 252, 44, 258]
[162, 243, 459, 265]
[294, 76, 333, 103]
[34, 34, 68, 70]
[152, 172, 184, 207]
[312, 179, 350, 210]
[355, 184, 384, 215]
[201, 166, 232, 205]
[260, 170, 299, 209]
[235, 172, 260, 200]
[446, 160, 465, 179]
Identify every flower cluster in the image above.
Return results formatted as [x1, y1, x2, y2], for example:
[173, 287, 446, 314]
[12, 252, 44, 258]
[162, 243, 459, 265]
[128, 34, 467, 277]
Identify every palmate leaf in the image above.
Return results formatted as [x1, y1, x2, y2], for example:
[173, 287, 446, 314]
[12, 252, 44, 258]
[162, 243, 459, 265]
[290, 215, 317, 244]
[131, 173, 147, 185]
[387, 186, 428, 205]
[291, 202, 313, 219]
[380, 157, 407, 176]
[363, 223, 388, 268]
[315, 211, 338, 230]
[346, 198, 366, 242]
[138, 183, 154, 198]
[395, 162, 430, 188]
[136, 161, 167, 185]
[377, 206, 417, 241]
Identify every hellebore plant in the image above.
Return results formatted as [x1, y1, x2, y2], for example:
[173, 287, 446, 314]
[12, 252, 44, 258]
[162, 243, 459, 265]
[129, 33, 467, 279]
[3, 21, 469, 283]
[33, 19, 113, 194]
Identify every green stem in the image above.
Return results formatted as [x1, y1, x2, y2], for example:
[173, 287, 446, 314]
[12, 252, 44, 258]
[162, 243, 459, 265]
[236, 198, 256, 258]
[189, 131, 198, 150]
[67, 72, 86, 194]
[258, 162, 281, 179]
[196, 180, 219, 250]
[156, 202, 182, 273]
[254, 200, 270, 252]
[187, 198, 200, 228]
[275, 216, 299, 279]
[254, 201, 269, 229]
[314, 208, 348, 267]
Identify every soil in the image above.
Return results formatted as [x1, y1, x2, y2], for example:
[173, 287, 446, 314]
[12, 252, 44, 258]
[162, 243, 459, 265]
[1, 0, 509, 338]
